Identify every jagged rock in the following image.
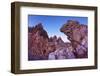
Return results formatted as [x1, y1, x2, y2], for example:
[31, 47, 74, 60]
[28, 23, 49, 60]
[28, 20, 88, 60]
[28, 23, 66, 60]
[60, 20, 88, 58]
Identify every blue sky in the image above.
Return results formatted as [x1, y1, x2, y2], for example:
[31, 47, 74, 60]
[28, 15, 88, 42]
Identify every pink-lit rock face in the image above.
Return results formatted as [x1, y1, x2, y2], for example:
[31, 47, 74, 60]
[28, 20, 88, 60]
[60, 20, 88, 58]
[28, 23, 49, 60]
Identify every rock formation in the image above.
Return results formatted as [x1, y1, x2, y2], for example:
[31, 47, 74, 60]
[60, 20, 88, 58]
[28, 23, 49, 60]
[28, 23, 66, 60]
[28, 20, 88, 60]
[48, 43, 75, 60]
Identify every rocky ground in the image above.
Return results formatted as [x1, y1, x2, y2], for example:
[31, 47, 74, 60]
[28, 20, 88, 60]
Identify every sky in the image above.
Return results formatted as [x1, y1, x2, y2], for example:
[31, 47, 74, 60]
[28, 15, 88, 42]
